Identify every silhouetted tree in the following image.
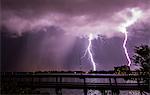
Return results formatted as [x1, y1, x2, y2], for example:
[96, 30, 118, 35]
[133, 45, 150, 72]
[113, 45, 150, 94]
[132, 45, 150, 93]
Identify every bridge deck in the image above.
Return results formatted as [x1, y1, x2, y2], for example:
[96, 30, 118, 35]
[18, 82, 148, 90]
[2, 72, 150, 91]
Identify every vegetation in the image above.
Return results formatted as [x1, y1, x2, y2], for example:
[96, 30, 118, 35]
[132, 45, 150, 72]
[114, 45, 150, 75]
[114, 65, 130, 74]
[132, 45, 150, 93]
[113, 45, 150, 94]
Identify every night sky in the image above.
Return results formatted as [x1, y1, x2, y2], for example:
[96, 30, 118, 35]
[1, 0, 150, 72]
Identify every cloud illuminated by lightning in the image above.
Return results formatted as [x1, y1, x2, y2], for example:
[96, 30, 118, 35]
[82, 33, 96, 71]
[118, 8, 143, 66]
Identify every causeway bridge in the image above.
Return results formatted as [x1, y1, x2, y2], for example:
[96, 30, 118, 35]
[1, 71, 150, 95]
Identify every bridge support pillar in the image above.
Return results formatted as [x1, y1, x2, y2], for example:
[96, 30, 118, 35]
[112, 89, 120, 95]
[55, 88, 62, 95]
[83, 77, 88, 95]
[101, 90, 107, 95]
[83, 89, 87, 95]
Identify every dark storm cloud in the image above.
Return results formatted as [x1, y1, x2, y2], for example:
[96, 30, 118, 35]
[1, 0, 150, 71]
[2, 0, 148, 16]
[1, 0, 150, 37]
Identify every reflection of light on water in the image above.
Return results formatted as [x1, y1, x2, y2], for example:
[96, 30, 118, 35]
[87, 77, 110, 95]
[87, 78, 100, 95]
[126, 80, 142, 95]
[88, 90, 100, 95]
[129, 90, 141, 95]
[86, 79, 146, 95]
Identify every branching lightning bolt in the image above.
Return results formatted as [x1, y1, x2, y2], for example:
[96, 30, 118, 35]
[82, 33, 96, 71]
[118, 8, 142, 66]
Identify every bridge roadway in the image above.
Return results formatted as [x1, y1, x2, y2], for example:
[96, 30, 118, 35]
[1, 72, 150, 95]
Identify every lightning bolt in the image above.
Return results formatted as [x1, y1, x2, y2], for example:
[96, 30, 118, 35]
[118, 8, 142, 66]
[81, 8, 142, 70]
[82, 33, 96, 71]
[123, 30, 131, 66]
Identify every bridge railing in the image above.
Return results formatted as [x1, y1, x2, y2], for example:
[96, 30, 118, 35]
[1, 71, 150, 95]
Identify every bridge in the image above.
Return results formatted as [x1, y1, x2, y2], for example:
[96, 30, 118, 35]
[1, 71, 150, 95]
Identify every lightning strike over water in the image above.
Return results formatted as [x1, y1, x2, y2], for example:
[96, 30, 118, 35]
[83, 33, 96, 71]
[118, 8, 143, 66]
